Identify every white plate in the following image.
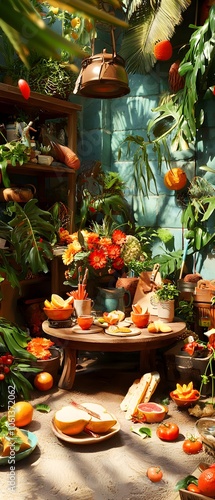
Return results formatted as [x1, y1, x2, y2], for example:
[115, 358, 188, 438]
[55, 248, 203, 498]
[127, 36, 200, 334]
[72, 324, 103, 334]
[94, 319, 109, 328]
[0, 430, 38, 466]
[51, 419, 120, 445]
[105, 327, 141, 337]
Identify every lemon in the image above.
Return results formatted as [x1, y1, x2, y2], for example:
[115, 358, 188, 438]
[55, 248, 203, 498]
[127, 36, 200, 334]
[44, 299, 53, 309]
[51, 294, 65, 309]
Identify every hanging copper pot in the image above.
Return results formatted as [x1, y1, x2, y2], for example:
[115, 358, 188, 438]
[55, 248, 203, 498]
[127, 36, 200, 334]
[74, 49, 130, 98]
[73, 28, 130, 99]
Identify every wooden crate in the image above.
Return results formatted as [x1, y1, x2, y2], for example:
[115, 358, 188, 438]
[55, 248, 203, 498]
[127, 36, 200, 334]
[172, 464, 213, 500]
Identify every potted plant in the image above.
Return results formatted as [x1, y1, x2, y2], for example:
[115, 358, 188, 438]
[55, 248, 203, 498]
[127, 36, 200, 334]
[0, 199, 58, 295]
[0, 318, 41, 409]
[154, 283, 180, 322]
[26, 337, 61, 385]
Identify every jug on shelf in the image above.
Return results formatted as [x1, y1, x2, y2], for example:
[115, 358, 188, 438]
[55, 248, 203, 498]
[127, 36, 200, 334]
[94, 287, 131, 313]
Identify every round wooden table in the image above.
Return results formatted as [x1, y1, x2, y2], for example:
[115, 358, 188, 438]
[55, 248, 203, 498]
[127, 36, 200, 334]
[42, 319, 186, 390]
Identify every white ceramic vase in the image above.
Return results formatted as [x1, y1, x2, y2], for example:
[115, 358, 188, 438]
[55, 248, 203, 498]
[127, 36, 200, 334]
[157, 300, 175, 323]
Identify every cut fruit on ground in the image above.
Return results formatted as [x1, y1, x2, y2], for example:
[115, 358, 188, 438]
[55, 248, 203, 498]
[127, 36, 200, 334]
[136, 402, 168, 423]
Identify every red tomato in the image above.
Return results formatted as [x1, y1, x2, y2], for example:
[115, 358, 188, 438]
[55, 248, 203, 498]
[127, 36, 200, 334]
[187, 483, 200, 493]
[18, 79, 31, 100]
[183, 437, 203, 454]
[156, 422, 179, 441]
[147, 467, 163, 482]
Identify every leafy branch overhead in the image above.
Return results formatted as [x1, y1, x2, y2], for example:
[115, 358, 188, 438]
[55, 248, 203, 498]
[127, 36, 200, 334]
[121, 0, 191, 74]
[0, 0, 128, 66]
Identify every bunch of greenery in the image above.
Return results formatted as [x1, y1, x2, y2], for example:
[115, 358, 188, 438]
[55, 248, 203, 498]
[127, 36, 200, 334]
[76, 167, 134, 230]
[155, 283, 180, 301]
[121, 7, 215, 202]
[0, 200, 57, 292]
[0, 318, 40, 408]
[0, 141, 29, 187]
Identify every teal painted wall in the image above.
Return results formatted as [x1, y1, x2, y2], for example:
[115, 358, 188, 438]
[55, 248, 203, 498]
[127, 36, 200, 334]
[73, 69, 215, 280]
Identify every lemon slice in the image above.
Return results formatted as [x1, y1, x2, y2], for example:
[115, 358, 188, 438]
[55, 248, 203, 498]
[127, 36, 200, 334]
[51, 294, 65, 309]
[64, 296, 74, 307]
[108, 326, 119, 333]
[44, 299, 53, 309]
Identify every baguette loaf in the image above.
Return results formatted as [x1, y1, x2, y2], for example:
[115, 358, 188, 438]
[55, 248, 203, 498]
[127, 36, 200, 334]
[120, 378, 140, 411]
[121, 371, 161, 420]
[125, 372, 152, 420]
[143, 371, 160, 403]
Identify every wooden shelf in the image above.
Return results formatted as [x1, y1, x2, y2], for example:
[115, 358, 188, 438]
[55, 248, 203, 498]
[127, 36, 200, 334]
[0, 83, 82, 116]
[0, 84, 81, 318]
[7, 161, 76, 176]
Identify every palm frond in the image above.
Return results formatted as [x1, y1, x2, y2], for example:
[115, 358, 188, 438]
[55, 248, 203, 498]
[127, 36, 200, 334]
[121, 0, 191, 73]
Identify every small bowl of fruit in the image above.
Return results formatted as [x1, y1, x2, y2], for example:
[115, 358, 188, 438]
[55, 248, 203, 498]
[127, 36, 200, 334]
[131, 304, 150, 328]
[170, 382, 200, 408]
[43, 294, 74, 321]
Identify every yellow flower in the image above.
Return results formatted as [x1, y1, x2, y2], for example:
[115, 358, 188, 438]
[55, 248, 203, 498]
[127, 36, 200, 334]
[62, 241, 81, 265]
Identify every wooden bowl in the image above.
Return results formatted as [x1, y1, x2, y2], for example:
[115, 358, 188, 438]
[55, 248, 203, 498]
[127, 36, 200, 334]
[43, 307, 74, 321]
[170, 391, 200, 408]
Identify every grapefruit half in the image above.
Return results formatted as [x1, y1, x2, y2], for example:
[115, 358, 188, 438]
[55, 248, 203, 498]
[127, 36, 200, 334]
[136, 402, 167, 423]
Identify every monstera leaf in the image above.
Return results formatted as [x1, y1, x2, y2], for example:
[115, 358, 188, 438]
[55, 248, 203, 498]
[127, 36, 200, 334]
[0, 200, 57, 286]
[121, 0, 191, 73]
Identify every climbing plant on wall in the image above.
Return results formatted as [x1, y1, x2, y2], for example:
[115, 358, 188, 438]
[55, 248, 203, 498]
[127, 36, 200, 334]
[120, 6, 215, 200]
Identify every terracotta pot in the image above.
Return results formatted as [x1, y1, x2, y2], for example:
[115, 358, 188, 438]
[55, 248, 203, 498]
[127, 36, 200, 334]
[30, 348, 61, 385]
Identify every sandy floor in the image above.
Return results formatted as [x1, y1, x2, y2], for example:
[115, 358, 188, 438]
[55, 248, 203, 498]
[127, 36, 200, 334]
[0, 353, 214, 500]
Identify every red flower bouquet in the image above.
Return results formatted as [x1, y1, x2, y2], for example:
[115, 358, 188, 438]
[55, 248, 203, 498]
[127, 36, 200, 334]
[59, 226, 141, 285]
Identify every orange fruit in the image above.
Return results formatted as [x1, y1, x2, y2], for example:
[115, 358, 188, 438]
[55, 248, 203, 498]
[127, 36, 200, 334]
[198, 468, 215, 498]
[8, 401, 33, 427]
[164, 168, 187, 191]
[71, 17, 80, 28]
[34, 372, 54, 391]
[153, 40, 173, 61]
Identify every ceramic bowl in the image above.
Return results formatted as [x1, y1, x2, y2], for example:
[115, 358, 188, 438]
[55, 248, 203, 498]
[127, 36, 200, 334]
[170, 391, 200, 408]
[131, 311, 150, 328]
[196, 417, 215, 454]
[43, 307, 74, 321]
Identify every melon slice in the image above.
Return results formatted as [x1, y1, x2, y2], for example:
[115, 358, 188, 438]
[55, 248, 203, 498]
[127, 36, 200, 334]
[54, 406, 91, 435]
[135, 402, 168, 423]
[83, 403, 117, 433]
[1, 428, 31, 456]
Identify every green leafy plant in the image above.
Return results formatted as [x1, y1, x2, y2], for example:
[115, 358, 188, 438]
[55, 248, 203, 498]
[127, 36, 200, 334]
[182, 177, 215, 253]
[175, 299, 195, 329]
[0, 199, 57, 291]
[76, 167, 134, 230]
[120, 7, 215, 203]
[0, 141, 29, 187]
[0, 318, 40, 408]
[155, 283, 180, 301]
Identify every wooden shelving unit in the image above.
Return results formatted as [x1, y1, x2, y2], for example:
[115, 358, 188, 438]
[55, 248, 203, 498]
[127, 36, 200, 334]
[0, 83, 82, 321]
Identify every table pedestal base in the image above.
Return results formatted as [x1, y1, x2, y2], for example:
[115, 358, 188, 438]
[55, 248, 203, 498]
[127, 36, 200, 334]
[58, 347, 77, 390]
